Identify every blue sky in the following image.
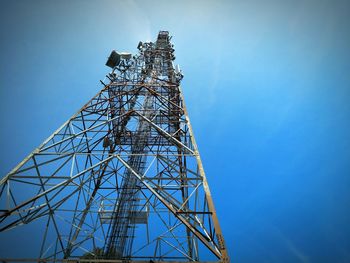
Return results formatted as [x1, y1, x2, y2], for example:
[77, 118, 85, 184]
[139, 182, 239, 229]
[1, 0, 350, 262]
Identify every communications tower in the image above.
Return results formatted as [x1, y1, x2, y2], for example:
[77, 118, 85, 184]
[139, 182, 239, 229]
[0, 31, 229, 263]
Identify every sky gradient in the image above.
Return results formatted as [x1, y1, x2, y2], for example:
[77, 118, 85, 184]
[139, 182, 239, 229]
[1, 0, 350, 262]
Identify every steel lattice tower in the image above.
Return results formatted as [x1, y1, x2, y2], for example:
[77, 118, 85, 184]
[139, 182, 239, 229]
[0, 31, 229, 263]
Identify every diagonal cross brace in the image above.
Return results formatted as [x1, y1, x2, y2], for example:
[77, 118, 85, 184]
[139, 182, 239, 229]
[0, 156, 115, 221]
[115, 154, 221, 259]
[133, 111, 194, 155]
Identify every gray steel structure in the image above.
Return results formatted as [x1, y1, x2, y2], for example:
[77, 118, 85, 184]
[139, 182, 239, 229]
[0, 31, 229, 263]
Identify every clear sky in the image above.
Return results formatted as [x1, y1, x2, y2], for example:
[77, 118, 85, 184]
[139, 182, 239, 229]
[1, 0, 350, 262]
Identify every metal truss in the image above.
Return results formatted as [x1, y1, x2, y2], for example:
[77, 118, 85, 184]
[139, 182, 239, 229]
[0, 31, 229, 263]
